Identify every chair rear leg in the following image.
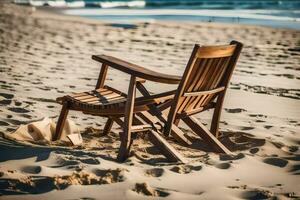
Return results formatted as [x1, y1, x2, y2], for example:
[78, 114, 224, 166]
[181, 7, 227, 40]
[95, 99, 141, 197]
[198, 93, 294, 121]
[182, 116, 231, 154]
[54, 102, 69, 141]
[148, 130, 187, 163]
[138, 112, 192, 146]
[103, 118, 114, 136]
[211, 94, 225, 138]
[211, 108, 221, 138]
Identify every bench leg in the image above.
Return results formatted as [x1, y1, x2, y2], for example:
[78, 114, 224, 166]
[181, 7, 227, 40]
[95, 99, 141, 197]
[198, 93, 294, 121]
[54, 102, 69, 141]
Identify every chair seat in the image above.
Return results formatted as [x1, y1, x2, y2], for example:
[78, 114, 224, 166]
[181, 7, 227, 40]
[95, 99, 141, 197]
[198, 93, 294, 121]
[56, 86, 129, 114]
[56, 86, 175, 116]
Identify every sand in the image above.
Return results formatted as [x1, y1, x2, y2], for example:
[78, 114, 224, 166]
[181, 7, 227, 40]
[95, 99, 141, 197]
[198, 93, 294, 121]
[0, 2, 299, 200]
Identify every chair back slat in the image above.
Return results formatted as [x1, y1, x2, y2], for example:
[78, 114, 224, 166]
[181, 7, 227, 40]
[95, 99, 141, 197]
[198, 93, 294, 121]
[196, 44, 236, 58]
[192, 56, 231, 109]
[173, 41, 242, 115]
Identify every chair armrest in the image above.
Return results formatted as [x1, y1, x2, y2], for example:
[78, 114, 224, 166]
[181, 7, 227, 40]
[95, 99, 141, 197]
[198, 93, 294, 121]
[92, 54, 181, 84]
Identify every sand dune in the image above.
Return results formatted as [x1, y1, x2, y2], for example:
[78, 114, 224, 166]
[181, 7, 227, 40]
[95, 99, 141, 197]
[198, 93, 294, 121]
[0, 2, 299, 199]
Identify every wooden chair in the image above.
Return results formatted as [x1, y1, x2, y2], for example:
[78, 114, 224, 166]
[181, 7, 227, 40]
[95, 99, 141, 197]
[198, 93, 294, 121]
[54, 55, 191, 163]
[148, 40, 243, 154]
[54, 40, 243, 163]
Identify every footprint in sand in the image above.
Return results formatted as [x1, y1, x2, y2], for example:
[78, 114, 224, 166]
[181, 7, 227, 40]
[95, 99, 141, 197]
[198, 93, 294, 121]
[14, 101, 22, 106]
[250, 114, 267, 118]
[0, 176, 55, 195]
[55, 157, 80, 167]
[0, 99, 12, 105]
[6, 115, 12, 119]
[0, 93, 13, 105]
[264, 125, 273, 129]
[20, 113, 32, 119]
[170, 165, 202, 174]
[21, 166, 42, 174]
[220, 153, 245, 161]
[255, 119, 266, 123]
[0, 121, 9, 126]
[80, 158, 100, 165]
[288, 164, 300, 175]
[241, 127, 255, 131]
[215, 162, 231, 169]
[8, 107, 30, 113]
[92, 168, 126, 183]
[145, 168, 164, 177]
[225, 108, 246, 113]
[0, 93, 14, 99]
[287, 146, 298, 153]
[249, 148, 260, 154]
[133, 182, 169, 197]
[263, 157, 288, 168]
[241, 189, 273, 199]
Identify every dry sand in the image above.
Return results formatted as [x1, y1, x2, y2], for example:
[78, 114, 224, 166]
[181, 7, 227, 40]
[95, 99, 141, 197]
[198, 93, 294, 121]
[0, 3, 299, 200]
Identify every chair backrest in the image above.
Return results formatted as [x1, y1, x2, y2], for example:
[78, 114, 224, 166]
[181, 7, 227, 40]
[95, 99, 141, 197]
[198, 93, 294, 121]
[171, 40, 243, 116]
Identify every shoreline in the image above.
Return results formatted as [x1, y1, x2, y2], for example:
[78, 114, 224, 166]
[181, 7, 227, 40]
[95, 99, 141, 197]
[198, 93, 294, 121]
[10, 3, 300, 31]
[35, 5, 300, 30]
[0, 2, 300, 199]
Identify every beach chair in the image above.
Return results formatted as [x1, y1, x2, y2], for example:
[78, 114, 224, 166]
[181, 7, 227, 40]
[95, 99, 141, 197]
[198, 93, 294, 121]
[146, 41, 243, 154]
[54, 40, 243, 163]
[54, 55, 190, 163]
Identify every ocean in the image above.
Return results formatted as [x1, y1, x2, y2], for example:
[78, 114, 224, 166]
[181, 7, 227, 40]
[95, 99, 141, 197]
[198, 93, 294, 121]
[15, 0, 300, 29]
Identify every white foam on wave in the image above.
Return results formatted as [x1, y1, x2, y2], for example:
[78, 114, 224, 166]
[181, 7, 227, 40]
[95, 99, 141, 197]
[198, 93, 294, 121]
[47, 0, 67, 7]
[14, 0, 85, 8]
[99, 1, 146, 8]
[47, 1, 85, 8]
[66, 1, 85, 8]
[64, 9, 300, 22]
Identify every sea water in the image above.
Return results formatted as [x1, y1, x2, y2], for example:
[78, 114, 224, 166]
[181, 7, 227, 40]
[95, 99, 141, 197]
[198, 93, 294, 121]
[15, 0, 300, 29]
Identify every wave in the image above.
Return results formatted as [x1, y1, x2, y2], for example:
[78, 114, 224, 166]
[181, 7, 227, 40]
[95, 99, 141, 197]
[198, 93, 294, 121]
[99, 1, 145, 8]
[145, 0, 300, 9]
[63, 8, 300, 22]
[15, 0, 85, 7]
[14, 0, 146, 8]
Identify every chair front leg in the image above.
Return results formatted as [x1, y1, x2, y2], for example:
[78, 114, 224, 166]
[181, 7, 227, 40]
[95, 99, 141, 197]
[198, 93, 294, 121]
[117, 76, 136, 162]
[102, 118, 114, 136]
[54, 101, 69, 141]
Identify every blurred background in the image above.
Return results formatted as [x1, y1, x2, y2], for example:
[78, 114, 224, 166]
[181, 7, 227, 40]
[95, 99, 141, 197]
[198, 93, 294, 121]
[14, 0, 300, 29]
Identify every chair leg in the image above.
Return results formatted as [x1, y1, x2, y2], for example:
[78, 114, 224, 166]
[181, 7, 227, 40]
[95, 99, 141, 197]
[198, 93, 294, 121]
[103, 118, 114, 136]
[54, 102, 69, 141]
[148, 130, 187, 163]
[117, 131, 134, 162]
[182, 116, 231, 154]
[138, 111, 192, 146]
[117, 118, 134, 162]
[211, 94, 225, 138]
[174, 119, 180, 126]
[117, 76, 136, 162]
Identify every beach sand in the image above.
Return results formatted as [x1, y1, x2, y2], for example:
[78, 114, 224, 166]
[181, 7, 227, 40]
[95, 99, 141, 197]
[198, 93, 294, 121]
[0, 2, 299, 199]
